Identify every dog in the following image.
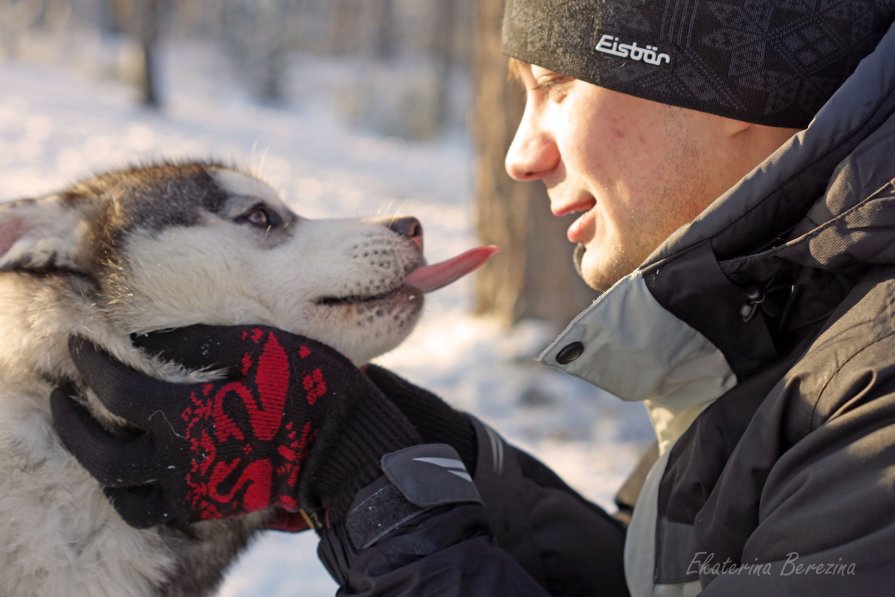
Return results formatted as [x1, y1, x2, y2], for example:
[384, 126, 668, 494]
[0, 160, 494, 596]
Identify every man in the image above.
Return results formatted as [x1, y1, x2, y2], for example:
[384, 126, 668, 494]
[52, 1, 895, 595]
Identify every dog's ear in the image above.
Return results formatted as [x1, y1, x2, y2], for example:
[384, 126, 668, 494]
[0, 194, 97, 274]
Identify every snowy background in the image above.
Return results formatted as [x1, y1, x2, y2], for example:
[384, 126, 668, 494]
[0, 32, 653, 596]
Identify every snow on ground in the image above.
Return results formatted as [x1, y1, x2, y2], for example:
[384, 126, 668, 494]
[0, 40, 653, 596]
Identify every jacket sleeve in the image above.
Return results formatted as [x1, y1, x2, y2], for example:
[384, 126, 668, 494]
[319, 503, 553, 596]
[469, 418, 628, 596]
[317, 422, 630, 596]
[700, 333, 895, 595]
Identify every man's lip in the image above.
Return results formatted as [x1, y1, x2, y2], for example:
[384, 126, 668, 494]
[567, 210, 595, 243]
[551, 197, 596, 218]
[552, 196, 598, 243]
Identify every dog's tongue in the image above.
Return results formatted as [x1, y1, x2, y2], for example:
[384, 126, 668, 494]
[405, 246, 499, 293]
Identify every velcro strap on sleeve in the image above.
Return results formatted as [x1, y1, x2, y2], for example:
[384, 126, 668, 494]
[344, 444, 482, 550]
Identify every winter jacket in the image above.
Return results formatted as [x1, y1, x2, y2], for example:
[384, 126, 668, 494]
[320, 19, 895, 597]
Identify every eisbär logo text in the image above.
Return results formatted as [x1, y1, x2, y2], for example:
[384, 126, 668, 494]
[594, 33, 670, 66]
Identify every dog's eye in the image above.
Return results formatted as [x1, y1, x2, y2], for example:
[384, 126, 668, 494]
[246, 207, 269, 227]
[238, 204, 280, 229]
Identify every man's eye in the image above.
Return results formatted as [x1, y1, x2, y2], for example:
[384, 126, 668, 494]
[535, 75, 572, 94]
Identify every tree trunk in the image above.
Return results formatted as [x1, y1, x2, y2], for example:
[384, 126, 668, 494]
[370, 0, 396, 60]
[472, 0, 594, 328]
[328, 0, 360, 55]
[431, 0, 456, 131]
[133, 0, 161, 109]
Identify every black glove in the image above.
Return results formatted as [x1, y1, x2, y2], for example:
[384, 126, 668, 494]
[51, 325, 420, 529]
[364, 364, 478, 472]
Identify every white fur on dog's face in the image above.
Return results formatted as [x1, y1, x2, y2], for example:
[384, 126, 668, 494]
[108, 168, 424, 365]
[0, 163, 427, 366]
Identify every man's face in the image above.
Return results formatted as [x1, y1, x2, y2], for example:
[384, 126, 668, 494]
[505, 61, 794, 291]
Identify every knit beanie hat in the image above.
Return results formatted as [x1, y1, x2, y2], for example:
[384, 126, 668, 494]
[502, 1, 895, 128]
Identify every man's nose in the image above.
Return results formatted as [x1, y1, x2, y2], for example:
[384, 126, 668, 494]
[505, 111, 559, 182]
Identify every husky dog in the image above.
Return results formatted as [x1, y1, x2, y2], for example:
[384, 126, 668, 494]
[0, 161, 493, 596]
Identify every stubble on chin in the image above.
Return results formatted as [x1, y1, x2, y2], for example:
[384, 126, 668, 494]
[574, 242, 642, 293]
[573, 243, 586, 278]
[573, 243, 612, 293]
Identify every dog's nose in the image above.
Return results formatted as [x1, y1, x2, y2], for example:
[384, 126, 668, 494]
[387, 217, 423, 250]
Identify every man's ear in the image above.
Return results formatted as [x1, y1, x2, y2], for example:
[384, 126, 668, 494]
[0, 195, 97, 273]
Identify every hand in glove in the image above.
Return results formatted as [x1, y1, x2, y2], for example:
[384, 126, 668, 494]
[51, 325, 420, 530]
[363, 364, 478, 472]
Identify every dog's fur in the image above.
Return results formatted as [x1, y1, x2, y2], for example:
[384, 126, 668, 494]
[0, 161, 427, 596]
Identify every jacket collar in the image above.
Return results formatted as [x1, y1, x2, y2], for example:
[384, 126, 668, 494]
[539, 271, 736, 453]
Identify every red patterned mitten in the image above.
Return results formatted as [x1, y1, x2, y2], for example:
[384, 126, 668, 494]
[51, 325, 419, 530]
